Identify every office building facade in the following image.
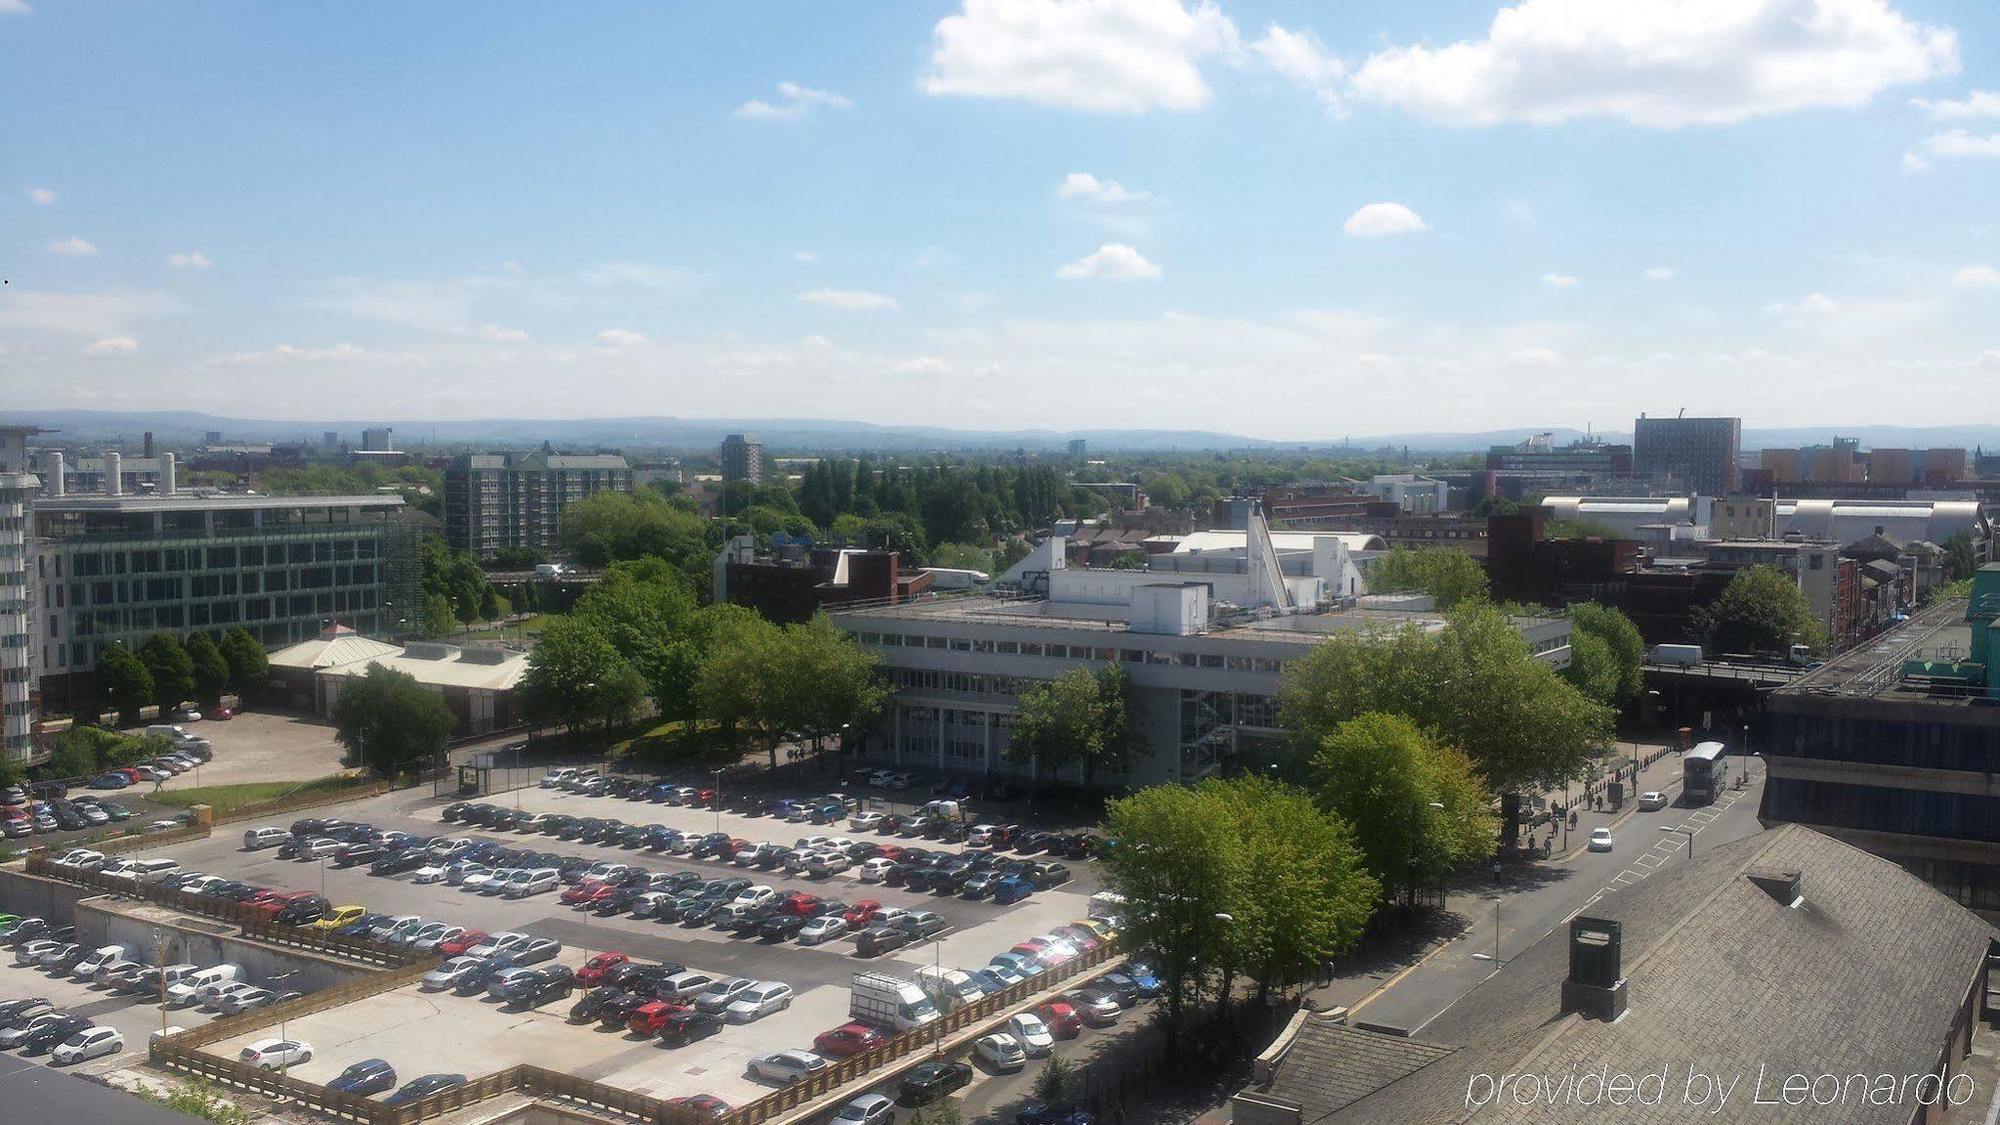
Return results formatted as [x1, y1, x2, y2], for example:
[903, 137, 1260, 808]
[0, 428, 42, 763]
[31, 493, 416, 713]
[443, 450, 632, 558]
[719, 433, 765, 485]
[1633, 415, 1740, 496]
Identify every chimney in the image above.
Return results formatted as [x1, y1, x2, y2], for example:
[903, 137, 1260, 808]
[1747, 867, 1803, 906]
[143, 431, 155, 458]
[48, 450, 64, 497]
[105, 451, 122, 496]
[1560, 916, 1628, 1021]
[161, 452, 176, 496]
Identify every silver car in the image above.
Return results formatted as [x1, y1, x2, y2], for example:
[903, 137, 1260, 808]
[421, 955, 488, 991]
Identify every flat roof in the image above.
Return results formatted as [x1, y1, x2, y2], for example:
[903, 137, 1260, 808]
[1777, 596, 1973, 701]
[37, 493, 403, 513]
[834, 592, 1527, 645]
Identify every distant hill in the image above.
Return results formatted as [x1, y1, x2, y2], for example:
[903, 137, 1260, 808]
[4, 410, 1995, 456]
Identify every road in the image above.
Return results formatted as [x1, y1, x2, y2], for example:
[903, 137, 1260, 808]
[1347, 762, 1767, 1035]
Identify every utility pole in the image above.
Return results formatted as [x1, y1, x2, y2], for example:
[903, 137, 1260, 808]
[154, 931, 169, 1034]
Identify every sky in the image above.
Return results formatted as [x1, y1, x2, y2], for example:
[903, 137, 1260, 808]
[2, 0, 1998, 441]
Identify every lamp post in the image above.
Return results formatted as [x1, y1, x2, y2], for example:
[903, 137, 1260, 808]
[152, 930, 169, 1034]
[711, 769, 724, 835]
[930, 936, 945, 1056]
[1660, 824, 1696, 858]
[1472, 898, 1503, 963]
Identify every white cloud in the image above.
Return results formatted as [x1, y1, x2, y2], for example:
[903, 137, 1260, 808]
[1342, 202, 1427, 239]
[25, 186, 53, 204]
[478, 324, 529, 343]
[165, 251, 213, 269]
[594, 328, 648, 348]
[1351, 0, 1959, 128]
[735, 81, 852, 120]
[1056, 172, 1151, 204]
[1912, 90, 2000, 120]
[576, 261, 697, 292]
[85, 336, 138, 356]
[48, 236, 97, 257]
[1249, 24, 1343, 110]
[893, 355, 952, 376]
[1507, 346, 1562, 365]
[1643, 266, 1676, 282]
[913, 245, 954, 268]
[1904, 128, 2000, 168]
[799, 288, 902, 311]
[920, 0, 1241, 113]
[1953, 266, 2000, 287]
[0, 1, 31, 14]
[794, 250, 818, 264]
[1541, 273, 1578, 288]
[1056, 244, 1162, 279]
[1985, 349, 2000, 372]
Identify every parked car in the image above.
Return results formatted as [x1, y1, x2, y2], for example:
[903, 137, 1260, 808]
[834, 1094, 897, 1125]
[748, 1049, 828, 1085]
[975, 1032, 1027, 1072]
[856, 926, 911, 958]
[1588, 828, 1615, 852]
[499, 965, 575, 1007]
[383, 1074, 467, 1107]
[327, 1059, 398, 1095]
[899, 1059, 974, 1105]
[239, 1038, 313, 1069]
[797, 916, 848, 945]
[575, 952, 630, 987]
[656, 1008, 726, 1047]
[724, 981, 794, 1022]
[1008, 1013, 1056, 1056]
[693, 977, 756, 1014]
[813, 1022, 888, 1058]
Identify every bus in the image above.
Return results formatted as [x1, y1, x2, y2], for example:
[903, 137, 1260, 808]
[1682, 741, 1730, 805]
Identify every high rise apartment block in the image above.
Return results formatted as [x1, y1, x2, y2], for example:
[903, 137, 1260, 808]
[719, 433, 764, 485]
[1633, 415, 1740, 496]
[444, 450, 632, 558]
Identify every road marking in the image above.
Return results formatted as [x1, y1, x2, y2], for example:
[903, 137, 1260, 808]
[1635, 854, 1662, 869]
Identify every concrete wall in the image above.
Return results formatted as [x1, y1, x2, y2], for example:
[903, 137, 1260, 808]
[0, 866, 96, 927]
[74, 899, 372, 994]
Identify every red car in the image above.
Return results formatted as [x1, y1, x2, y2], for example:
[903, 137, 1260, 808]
[873, 844, 905, 862]
[665, 1095, 729, 1121]
[559, 881, 602, 906]
[627, 1000, 689, 1037]
[210, 706, 235, 720]
[575, 952, 629, 986]
[780, 892, 823, 917]
[843, 900, 881, 928]
[813, 1022, 887, 1058]
[694, 789, 718, 808]
[439, 929, 489, 957]
[1036, 1000, 1083, 1039]
[248, 889, 318, 915]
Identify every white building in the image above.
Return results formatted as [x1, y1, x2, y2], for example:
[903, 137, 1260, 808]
[1366, 474, 1450, 514]
[0, 428, 41, 764]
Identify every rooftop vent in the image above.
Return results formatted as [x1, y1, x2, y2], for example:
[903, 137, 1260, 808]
[401, 642, 454, 661]
[1560, 916, 1628, 1022]
[458, 645, 509, 666]
[1746, 867, 1804, 907]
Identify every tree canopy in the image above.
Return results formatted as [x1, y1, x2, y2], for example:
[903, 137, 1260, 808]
[1309, 712, 1497, 902]
[137, 633, 195, 715]
[94, 644, 152, 725]
[519, 616, 647, 742]
[559, 489, 713, 585]
[1694, 565, 1826, 655]
[1366, 547, 1490, 609]
[692, 612, 884, 769]
[1005, 663, 1139, 783]
[184, 632, 232, 707]
[219, 628, 268, 703]
[418, 534, 498, 629]
[330, 664, 454, 777]
[1564, 602, 1645, 708]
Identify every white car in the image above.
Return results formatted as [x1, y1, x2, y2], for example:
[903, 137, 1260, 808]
[975, 1032, 1027, 1072]
[748, 1049, 828, 1085]
[52, 1025, 123, 1065]
[411, 863, 448, 884]
[51, 848, 106, 869]
[239, 1038, 313, 1069]
[733, 885, 776, 908]
[540, 768, 579, 788]
[797, 916, 848, 945]
[1588, 828, 1615, 852]
[198, 981, 259, 1012]
[733, 845, 773, 869]
[1007, 1013, 1055, 1056]
[967, 824, 1001, 846]
[466, 931, 530, 958]
[848, 812, 885, 832]
[857, 858, 895, 883]
[807, 852, 853, 877]
[1638, 791, 1669, 811]
[302, 837, 343, 860]
[460, 868, 504, 892]
[724, 981, 795, 1022]
[73, 944, 128, 979]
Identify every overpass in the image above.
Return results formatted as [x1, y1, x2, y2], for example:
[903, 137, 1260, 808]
[1642, 656, 1806, 692]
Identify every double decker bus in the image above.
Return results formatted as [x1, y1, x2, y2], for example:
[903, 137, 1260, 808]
[1682, 741, 1730, 805]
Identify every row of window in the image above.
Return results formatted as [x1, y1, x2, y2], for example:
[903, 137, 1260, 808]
[54, 537, 379, 579]
[856, 631, 1291, 674]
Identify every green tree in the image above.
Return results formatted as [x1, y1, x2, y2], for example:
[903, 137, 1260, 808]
[421, 593, 459, 636]
[330, 664, 453, 777]
[219, 627, 268, 704]
[478, 585, 501, 622]
[137, 633, 195, 716]
[94, 644, 153, 726]
[928, 542, 995, 574]
[1309, 712, 1496, 903]
[1101, 783, 1245, 1038]
[693, 612, 790, 759]
[570, 559, 700, 715]
[559, 489, 712, 588]
[1006, 663, 1138, 783]
[45, 729, 98, 779]
[1366, 547, 1489, 609]
[1033, 1055, 1074, 1105]
[184, 632, 232, 708]
[774, 615, 886, 763]
[1280, 604, 1614, 846]
[520, 616, 644, 743]
[1568, 603, 1645, 707]
[1942, 532, 1978, 582]
[1693, 565, 1826, 655]
[1562, 630, 1622, 708]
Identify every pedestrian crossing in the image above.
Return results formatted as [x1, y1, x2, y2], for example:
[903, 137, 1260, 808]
[1562, 782, 1753, 923]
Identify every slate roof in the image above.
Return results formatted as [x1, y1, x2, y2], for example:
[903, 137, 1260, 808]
[1259, 1023, 1457, 1119]
[1262, 825, 1996, 1125]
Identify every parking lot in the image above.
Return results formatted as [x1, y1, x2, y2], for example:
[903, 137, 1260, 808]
[0, 944, 193, 1076]
[147, 710, 351, 792]
[119, 781, 1114, 1110]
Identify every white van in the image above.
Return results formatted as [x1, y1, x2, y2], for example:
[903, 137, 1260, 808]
[73, 944, 129, 979]
[921, 799, 962, 821]
[167, 964, 242, 1007]
[129, 858, 184, 886]
[503, 868, 559, 898]
[914, 966, 982, 1011]
[243, 826, 289, 850]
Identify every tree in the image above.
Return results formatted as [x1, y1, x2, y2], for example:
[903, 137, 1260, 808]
[421, 593, 458, 636]
[1006, 664, 1138, 784]
[1033, 1055, 1074, 1105]
[520, 617, 644, 743]
[774, 615, 886, 762]
[137, 633, 195, 716]
[330, 664, 453, 777]
[1471, 495, 1519, 517]
[219, 627, 268, 703]
[559, 490, 711, 587]
[478, 585, 501, 622]
[1309, 713, 1496, 903]
[1568, 603, 1645, 708]
[94, 644, 153, 726]
[184, 633, 232, 708]
[571, 560, 700, 716]
[1693, 565, 1826, 655]
[1563, 630, 1624, 709]
[1366, 547, 1489, 609]
[1279, 604, 1614, 846]
[1943, 532, 1978, 583]
[45, 729, 98, 780]
[693, 612, 789, 758]
[929, 542, 995, 574]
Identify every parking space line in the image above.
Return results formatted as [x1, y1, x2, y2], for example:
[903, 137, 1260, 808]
[1634, 854, 1662, 869]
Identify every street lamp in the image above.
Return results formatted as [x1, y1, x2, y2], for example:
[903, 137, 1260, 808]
[929, 936, 946, 1056]
[1472, 897, 1503, 963]
[711, 769, 724, 834]
[1659, 824, 1696, 858]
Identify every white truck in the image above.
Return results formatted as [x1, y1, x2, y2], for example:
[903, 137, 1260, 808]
[1648, 643, 1702, 667]
[850, 971, 939, 1033]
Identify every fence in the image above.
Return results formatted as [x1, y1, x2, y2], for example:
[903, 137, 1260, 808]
[23, 854, 428, 968]
[96, 821, 210, 855]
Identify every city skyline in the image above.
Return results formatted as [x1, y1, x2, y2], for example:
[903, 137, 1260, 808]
[5, 0, 1999, 438]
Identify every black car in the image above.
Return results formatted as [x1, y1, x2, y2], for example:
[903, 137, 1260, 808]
[728, 906, 781, 937]
[615, 824, 650, 848]
[700, 877, 750, 900]
[4, 917, 51, 945]
[274, 897, 329, 926]
[568, 986, 632, 1024]
[654, 871, 704, 896]
[607, 962, 684, 992]
[440, 803, 470, 823]
[617, 867, 653, 888]
[500, 966, 575, 1007]
[756, 914, 809, 942]
[929, 867, 973, 895]
[327, 1058, 398, 1095]
[898, 1059, 974, 1106]
[22, 1014, 91, 1054]
[45, 944, 91, 972]
[452, 962, 502, 996]
[383, 1074, 466, 1107]
[596, 992, 653, 1028]
[1016, 832, 1058, 854]
[289, 818, 329, 836]
[656, 1009, 725, 1047]
[371, 850, 427, 877]
[678, 900, 723, 926]
[936, 821, 971, 844]
[333, 843, 380, 868]
[595, 888, 644, 915]
[1062, 835, 1102, 860]
[855, 926, 911, 957]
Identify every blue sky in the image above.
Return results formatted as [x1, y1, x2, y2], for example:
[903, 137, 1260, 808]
[3, 0, 1997, 439]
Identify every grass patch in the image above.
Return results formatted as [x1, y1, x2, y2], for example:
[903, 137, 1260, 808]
[610, 719, 742, 769]
[152, 773, 365, 815]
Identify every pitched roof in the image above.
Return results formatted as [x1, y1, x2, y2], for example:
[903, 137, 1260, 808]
[1260, 826, 1996, 1125]
[266, 632, 404, 671]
